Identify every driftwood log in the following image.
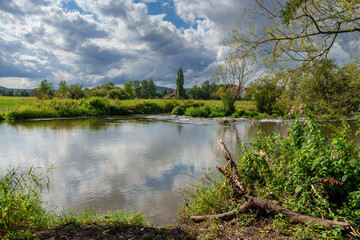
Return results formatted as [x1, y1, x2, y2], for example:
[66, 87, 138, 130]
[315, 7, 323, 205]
[190, 139, 350, 230]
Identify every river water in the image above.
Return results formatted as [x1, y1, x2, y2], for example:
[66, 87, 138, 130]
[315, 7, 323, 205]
[0, 116, 358, 225]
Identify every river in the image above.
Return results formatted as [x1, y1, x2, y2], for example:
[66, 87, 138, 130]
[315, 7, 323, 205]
[0, 116, 358, 225]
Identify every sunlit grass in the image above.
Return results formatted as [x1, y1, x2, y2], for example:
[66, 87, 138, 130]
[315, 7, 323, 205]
[0, 96, 37, 112]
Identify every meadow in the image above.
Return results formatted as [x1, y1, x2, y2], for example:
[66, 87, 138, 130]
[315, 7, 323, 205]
[0, 96, 257, 121]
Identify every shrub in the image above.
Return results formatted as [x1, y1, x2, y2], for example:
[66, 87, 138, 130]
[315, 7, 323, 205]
[171, 105, 185, 115]
[231, 109, 247, 118]
[247, 111, 259, 118]
[182, 113, 360, 238]
[209, 107, 227, 118]
[271, 113, 279, 118]
[0, 113, 4, 121]
[253, 113, 267, 120]
[109, 102, 129, 115]
[158, 100, 178, 113]
[85, 97, 110, 115]
[106, 89, 130, 100]
[185, 106, 211, 118]
[132, 101, 163, 114]
[58, 106, 90, 117]
[7, 107, 60, 120]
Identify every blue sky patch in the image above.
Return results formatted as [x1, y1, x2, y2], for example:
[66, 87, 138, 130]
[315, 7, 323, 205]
[134, 0, 191, 29]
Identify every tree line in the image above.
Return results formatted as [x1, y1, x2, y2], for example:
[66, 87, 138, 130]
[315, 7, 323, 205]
[0, 89, 32, 97]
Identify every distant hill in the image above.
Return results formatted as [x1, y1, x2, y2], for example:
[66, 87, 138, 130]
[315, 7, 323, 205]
[156, 86, 190, 92]
[156, 86, 174, 92]
[0, 86, 32, 91]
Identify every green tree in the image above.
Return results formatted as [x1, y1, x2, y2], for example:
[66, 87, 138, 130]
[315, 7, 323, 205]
[148, 78, 157, 99]
[141, 80, 149, 99]
[133, 80, 142, 98]
[229, 0, 360, 71]
[106, 88, 130, 100]
[56, 80, 69, 98]
[68, 83, 84, 99]
[187, 85, 205, 100]
[175, 68, 186, 99]
[213, 56, 255, 113]
[250, 76, 282, 114]
[34, 79, 53, 99]
[123, 81, 136, 99]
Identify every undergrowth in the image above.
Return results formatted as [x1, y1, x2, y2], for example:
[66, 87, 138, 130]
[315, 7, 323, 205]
[181, 107, 360, 239]
[0, 166, 148, 240]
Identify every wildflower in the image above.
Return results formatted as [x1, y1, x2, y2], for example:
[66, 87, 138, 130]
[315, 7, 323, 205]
[299, 104, 304, 114]
[303, 121, 308, 125]
[350, 162, 353, 167]
[251, 120, 256, 126]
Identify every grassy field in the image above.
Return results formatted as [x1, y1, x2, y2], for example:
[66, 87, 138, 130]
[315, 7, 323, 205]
[0, 97, 257, 121]
[0, 96, 37, 112]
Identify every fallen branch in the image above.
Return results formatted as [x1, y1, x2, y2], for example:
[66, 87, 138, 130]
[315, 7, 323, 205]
[190, 139, 351, 230]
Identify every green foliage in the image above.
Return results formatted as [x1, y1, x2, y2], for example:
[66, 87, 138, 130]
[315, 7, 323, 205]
[106, 88, 130, 100]
[249, 77, 281, 114]
[0, 112, 4, 121]
[182, 110, 360, 237]
[175, 68, 186, 99]
[185, 106, 211, 118]
[171, 105, 185, 115]
[7, 106, 60, 120]
[209, 107, 227, 118]
[85, 97, 110, 115]
[131, 101, 163, 114]
[220, 87, 235, 114]
[0, 166, 148, 239]
[0, 166, 56, 237]
[179, 170, 236, 218]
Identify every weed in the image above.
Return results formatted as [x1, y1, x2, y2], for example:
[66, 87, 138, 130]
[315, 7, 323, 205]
[185, 106, 211, 118]
[171, 105, 185, 115]
[181, 108, 360, 238]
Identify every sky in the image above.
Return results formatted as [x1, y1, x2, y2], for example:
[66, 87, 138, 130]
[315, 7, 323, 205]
[0, 0, 252, 89]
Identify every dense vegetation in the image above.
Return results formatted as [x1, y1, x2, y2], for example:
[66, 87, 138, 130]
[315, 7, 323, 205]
[0, 97, 258, 121]
[0, 166, 148, 239]
[246, 59, 360, 116]
[181, 109, 360, 238]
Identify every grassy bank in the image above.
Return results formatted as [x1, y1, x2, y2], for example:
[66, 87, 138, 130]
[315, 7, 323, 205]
[180, 111, 360, 239]
[0, 97, 258, 121]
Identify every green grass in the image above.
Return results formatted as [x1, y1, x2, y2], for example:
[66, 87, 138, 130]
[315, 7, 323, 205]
[180, 113, 360, 239]
[0, 97, 37, 112]
[0, 166, 148, 239]
[0, 97, 257, 121]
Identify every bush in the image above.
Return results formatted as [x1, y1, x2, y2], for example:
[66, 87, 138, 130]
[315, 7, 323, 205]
[85, 97, 110, 115]
[209, 107, 227, 118]
[185, 106, 211, 118]
[271, 113, 279, 118]
[106, 89, 130, 100]
[0, 113, 4, 121]
[132, 101, 163, 114]
[159, 100, 178, 113]
[182, 113, 360, 238]
[253, 113, 268, 120]
[7, 107, 60, 120]
[171, 105, 185, 115]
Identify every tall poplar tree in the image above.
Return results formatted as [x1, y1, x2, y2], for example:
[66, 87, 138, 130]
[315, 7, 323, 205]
[175, 68, 185, 98]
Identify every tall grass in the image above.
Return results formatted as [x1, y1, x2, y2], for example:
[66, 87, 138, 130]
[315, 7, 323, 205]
[0, 166, 148, 239]
[0, 97, 257, 121]
[180, 110, 360, 238]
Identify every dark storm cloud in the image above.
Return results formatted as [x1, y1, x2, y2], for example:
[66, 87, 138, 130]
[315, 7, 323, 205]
[0, 0, 253, 88]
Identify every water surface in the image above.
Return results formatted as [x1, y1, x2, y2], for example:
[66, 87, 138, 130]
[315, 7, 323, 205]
[0, 116, 358, 225]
